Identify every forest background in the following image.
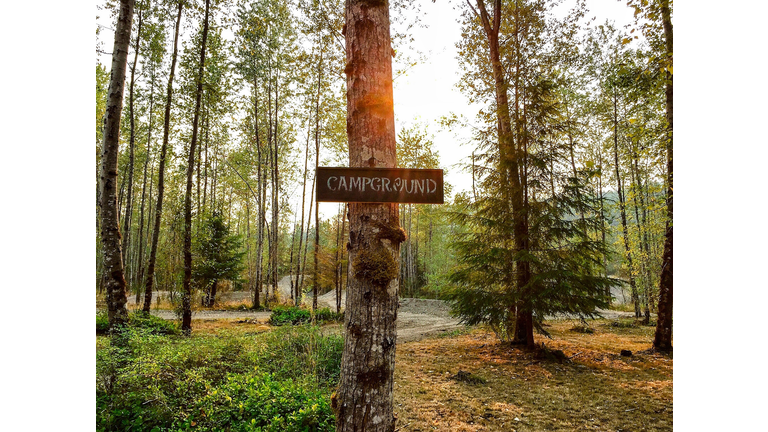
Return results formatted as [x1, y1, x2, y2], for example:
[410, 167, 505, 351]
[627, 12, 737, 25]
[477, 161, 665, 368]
[1, 0, 767, 430]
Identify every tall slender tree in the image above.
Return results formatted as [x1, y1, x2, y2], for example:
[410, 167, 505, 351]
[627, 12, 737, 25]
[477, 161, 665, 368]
[654, 0, 673, 352]
[121, 6, 144, 284]
[143, 0, 183, 313]
[182, 0, 211, 334]
[312, 49, 323, 314]
[100, 0, 134, 330]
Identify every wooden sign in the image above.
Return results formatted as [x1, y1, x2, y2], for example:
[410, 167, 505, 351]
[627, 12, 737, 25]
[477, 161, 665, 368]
[316, 167, 444, 204]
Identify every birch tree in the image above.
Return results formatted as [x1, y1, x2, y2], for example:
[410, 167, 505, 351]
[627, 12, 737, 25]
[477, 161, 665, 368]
[100, 0, 134, 330]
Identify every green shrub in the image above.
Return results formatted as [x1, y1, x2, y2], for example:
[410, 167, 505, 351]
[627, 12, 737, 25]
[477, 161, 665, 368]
[96, 312, 180, 335]
[182, 373, 334, 431]
[270, 306, 343, 326]
[270, 306, 311, 325]
[128, 312, 180, 335]
[96, 311, 110, 334]
[97, 325, 342, 431]
[315, 308, 344, 324]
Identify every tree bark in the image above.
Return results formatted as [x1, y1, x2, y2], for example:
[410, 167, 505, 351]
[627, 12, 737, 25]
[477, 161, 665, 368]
[122, 8, 143, 289]
[654, 0, 673, 352]
[100, 0, 134, 331]
[182, 0, 210, 334]
[143, 1, 183, 313]
[333, 1, 403, 430]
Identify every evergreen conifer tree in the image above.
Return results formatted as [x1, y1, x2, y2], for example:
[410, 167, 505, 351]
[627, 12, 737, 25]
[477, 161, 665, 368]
[194, 211, 246, 307]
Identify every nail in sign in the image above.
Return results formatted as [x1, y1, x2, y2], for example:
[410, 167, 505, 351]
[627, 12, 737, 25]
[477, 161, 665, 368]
[316, 167, 444, 204]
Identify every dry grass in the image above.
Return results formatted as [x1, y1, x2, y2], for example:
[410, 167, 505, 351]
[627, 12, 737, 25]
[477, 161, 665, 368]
[187, 318, 272, 335]
[393, 319, 672, 431]
[97, 291, 285, 312]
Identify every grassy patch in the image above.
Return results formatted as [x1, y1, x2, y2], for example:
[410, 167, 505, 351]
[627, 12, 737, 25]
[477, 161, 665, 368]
[96, 311, 180, 335]
[269, 306, 343, 326]
[96, 325, 342, 431]
[393, 320, 672, 431]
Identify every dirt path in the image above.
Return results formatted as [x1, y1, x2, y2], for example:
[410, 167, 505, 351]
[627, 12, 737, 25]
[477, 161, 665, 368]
[133, 293, 638, 344]
[139, 298, 462, 343]
[116, 276, 639, 343]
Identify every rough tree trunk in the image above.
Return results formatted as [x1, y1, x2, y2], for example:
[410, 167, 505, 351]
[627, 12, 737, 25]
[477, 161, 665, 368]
[654, 0, 673, 352]
[100, 0, 134, 330]
[182, 0, 210, 334]
[333, 1, 404, 430]
[143, 1, 183, 313]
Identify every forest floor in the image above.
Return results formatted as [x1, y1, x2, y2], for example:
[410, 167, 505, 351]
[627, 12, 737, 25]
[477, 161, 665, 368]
[100, 305, 670, 430]
[101, 280, 670, 430]
[393, 321, 672, 431]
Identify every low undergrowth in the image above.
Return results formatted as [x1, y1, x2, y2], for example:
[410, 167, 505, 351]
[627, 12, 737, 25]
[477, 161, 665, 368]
[96, 325, 342, 431]
[269, 306, 343, 326]
[96, 311, 180, 336]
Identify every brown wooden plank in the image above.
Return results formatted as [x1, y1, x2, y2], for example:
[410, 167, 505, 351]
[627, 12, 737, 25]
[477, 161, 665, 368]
[316, 167, 444, 204]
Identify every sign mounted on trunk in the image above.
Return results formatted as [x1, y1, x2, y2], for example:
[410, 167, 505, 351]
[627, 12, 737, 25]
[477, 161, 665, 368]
[316, 167, 444, 204]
